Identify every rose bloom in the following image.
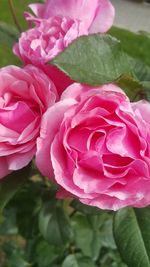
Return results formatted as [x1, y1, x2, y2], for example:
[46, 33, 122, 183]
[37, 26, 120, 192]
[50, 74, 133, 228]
[0, 65, 57, 179]
[36, 83, 150, 210]
[26, 0, 114, 33]
[13, 0, 115, 95]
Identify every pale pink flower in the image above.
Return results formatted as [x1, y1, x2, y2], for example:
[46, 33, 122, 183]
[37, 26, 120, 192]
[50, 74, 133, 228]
[13, 0, 115, 95]
[36, 83, 150, 210]
[26, 0, 115, 34]
[13, 17, 88, 65]
[0, 65, 57, 179]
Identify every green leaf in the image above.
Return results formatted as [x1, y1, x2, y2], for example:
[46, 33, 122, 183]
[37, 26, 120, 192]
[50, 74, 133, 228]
[7, 254, 29, 267]
[71, 212, 110, 261]
[71, 200, 100, 215]
[141, 81, 150, 101]
[132, 59, 150, 82]
[116, 74, 144, 100]
[109, 27, 150, 68]
[0, 0, 33, 30]
[0, 165, 31, 215]
[0, 44, 20, 67]
[3, 240, 30, 267]
[116, 72, 150, 101]
[0, 21, 18, 46]
[113, 207, 150, 267]
[99, 220, 116, 250]
[62, 254, 96, 267]
[9, 180, 43, 239]
[99, 251, 126, 267]
[0, 21, 20, 67]
[71, 213, 94, 258]
[35, 240, 61, 267]
[0, 207, 18, 235]
[51, 34, 131, 86]
[39, 202, 73, 246]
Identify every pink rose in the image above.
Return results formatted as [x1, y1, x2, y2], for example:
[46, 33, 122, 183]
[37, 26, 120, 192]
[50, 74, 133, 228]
[36, 83, 150, 210]
[13, 17, 88, 65]
[26, 0, 115, 34]
[13, 0, 115, 95]
[0, 65, 57, 179]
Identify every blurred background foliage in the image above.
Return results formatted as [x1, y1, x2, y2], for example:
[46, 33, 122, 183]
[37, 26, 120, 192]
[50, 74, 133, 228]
[0, 0, 32, 66]
[0, 164, 127, 267]
[0, 174, 127, 267]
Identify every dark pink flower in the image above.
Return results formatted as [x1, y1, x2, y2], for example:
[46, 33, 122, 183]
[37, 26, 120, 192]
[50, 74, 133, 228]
[36, 83, 150, 210]
[0, 65, 57, 178]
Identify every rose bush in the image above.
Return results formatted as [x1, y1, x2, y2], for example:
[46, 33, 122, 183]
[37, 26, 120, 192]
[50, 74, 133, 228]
[36, 83, 150, 210]
[2, 1, 150, 266]
[13, 0, 115, 95]
[0, 64, 57, 179]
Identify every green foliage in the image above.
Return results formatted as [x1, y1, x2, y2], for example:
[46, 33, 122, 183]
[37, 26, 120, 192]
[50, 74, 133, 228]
[51, 34, 132, 86]
[3, 240, 30, 267]
[0, 21, 20, 66]
[62, 254, 96, 267]
[39, 201, 73, 246]
[51, 31, 150, 101]
[0, 179, 126, 267]
[113, 207, 150, 267]
[109, 27, 150, 68]
[0, 0, 33, 67]
[0, 0, 33, 30]
[116, 74, 144, 100]
[0, 165, 31, 216]
[34, 240, 62, 267]
[71, 200, 100, 215]
[0, 21, 18, 47]
[0, 207, 18, 235]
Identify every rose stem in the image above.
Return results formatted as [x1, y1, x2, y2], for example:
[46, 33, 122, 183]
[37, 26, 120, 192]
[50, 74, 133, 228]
[8, 0, 22, 33]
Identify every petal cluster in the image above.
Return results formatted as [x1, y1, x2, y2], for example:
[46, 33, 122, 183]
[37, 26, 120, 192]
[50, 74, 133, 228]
[13, 0, 115, 95]
[36, 84, 150, 210]
[0, 65, 57, 178]
[14, 16, 88, 65]
[27, 0, 115, 33]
